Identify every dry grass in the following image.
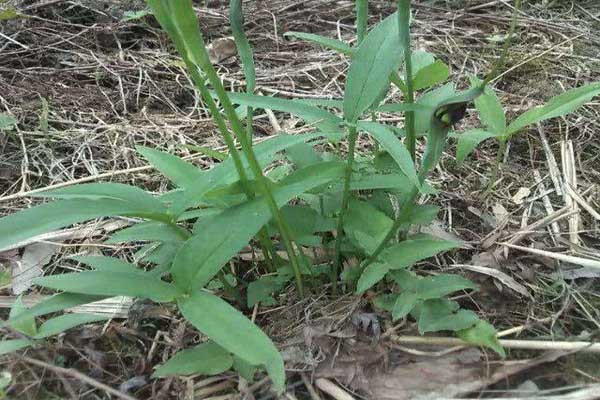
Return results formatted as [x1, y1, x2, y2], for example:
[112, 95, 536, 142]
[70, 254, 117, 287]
[1, 0, 599, 398]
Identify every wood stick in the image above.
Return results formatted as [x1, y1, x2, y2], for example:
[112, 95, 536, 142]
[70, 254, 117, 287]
[315, 379, 355, 400]
[390, 335, 600, 353]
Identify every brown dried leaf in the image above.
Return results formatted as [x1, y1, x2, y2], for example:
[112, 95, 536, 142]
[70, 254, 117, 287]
[207, 37, 237, 64]
[12, 242, 60, 294]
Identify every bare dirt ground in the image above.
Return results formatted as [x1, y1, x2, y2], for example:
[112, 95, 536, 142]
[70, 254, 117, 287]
[1, 0, 600, 399]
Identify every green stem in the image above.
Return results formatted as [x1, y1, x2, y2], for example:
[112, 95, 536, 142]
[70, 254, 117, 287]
[332, 124, 359, 294]
[360, 127, 446, 272]
[185, 64, 277, 272]
[485, 138, 507, 194]
[398, 0, 416, 160]
[194, 41, 304, 295]
[483, 0, 521, 85]
[355, 0, 368, 44]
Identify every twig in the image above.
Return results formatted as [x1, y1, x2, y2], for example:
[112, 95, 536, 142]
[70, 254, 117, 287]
[439, 384, 600, 400]
[533, 169, 560, 241]
[314, 379, 355, 400]
[20, 355, 138, 400]
[301, 373, 322, 400]
[504, 206, 573, 246]
[390, 335, 600, 353]
[538, 124, 563, 196]
[501, 243, 600, 270]
[561, 140, 580, 245]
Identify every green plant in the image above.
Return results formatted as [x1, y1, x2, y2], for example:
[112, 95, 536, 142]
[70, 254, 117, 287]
[455, 78, 600, 187]
[0, 0, 518, 394]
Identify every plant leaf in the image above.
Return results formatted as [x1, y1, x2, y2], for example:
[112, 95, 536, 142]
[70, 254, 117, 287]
[247, 275, 286, 308]
[33, 183, 167, 213]
[178, 291, 285, 393]
[34, 314, 109, 339]
[357, 262, 391, 293]
[344, 199, 393, 255]
[0, 339, 33, 356]
[458, 320, 506, 358]
[153, 341, 233, 377]
[413, 60, 449, 91]
[224, 92, 343, 132]
[469, 77, 506, 135]
[286, 142, 323, 169]
[172, 162, 345, 290]
[6, 293, 105, 329]
[454, 129, 498, 164]
[230, 0, 255, 93]
[9, 296, 37, 337]
[170, 131, 341, 214]
[392, 291, 418, 321]
[72, 256, 141, 274]
[506, 82, 600, 136]
[417, 299, 478, 334]
[233, 355, 257, 382]
[359, 121, 419, 186]
[35, 271, 181, 303]
[381, 235, 459, 270]
[415, 274, 478, 299]
[107, 221, 189, 244]
[343, 12, 404, 121]
[0, 198, 171, 252]
[284, 32, 353, 55]
[137, 146, 203, 189]
[0, 113, 16, 130]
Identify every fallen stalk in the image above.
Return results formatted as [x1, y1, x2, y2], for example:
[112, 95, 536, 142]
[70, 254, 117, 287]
[390, 335, 600, 353]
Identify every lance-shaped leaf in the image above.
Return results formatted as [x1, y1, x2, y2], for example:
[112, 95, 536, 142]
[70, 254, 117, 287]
[171, 162, 345, 290]
[153, 340, 233, 377]
[35, 271, 182, 303]
[284, 32, 353, 55]
[506, 82, 600, 136]
[179, 291, 285, 393]
[343, 12, 404, 122]
[34, 314, 110, 339]
[359, 121, 419, 186]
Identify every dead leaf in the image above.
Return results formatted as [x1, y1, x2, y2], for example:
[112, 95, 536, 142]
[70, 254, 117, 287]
[511, 187, 531, 205]
[555, 266, 600, 280]
[470, 252, 501, 269]
[454, 264, 530, 298]
[12, 242, 60, 294]
[419, 220, 472, 249]
[207, 37, 237, 64]
[492, 203, 509, 226]
[368, 350, 567, 400]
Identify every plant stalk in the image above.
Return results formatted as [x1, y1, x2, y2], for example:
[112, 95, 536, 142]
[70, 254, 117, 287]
[483, 0, 521, 85]
[332, 124, 359, 294]
[360, 126, 447, 271]
[485, 138, 507, 195]
[185, 64, 277, 272]
[190, 38, 304, 295]
[398, 0, 416, 160]
[355, 0, 368, 44]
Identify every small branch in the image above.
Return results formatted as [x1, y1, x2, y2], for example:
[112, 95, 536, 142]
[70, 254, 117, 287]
[21, 355, 138, 400]
[440, 384, 600, 400]
[315, 379, 356, 400]
[390, 335, 600, 353]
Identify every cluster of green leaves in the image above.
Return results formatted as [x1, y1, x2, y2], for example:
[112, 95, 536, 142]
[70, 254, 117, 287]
[5, 0, 599, 394]
[455, 77, 600, 170]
